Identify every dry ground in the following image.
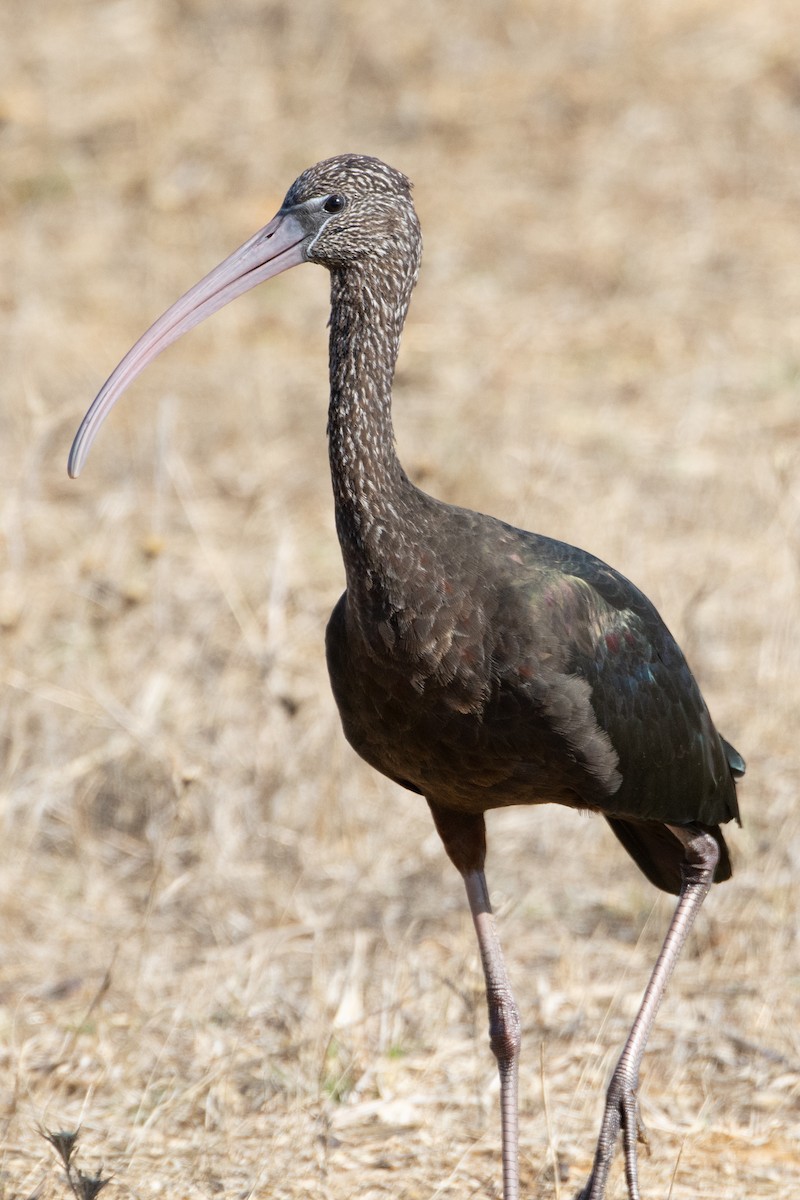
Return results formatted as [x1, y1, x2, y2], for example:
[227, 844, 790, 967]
[1, 1, 799, 1196]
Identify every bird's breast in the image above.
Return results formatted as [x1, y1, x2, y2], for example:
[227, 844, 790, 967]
[324, 586, 615, 813]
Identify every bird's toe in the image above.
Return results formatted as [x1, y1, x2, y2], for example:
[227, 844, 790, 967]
[578, 1070, 646, 1200]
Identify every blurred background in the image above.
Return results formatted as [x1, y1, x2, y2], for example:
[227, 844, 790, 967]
[1, 1, 798, 1196]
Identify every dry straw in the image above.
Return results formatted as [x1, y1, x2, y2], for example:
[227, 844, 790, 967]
[1, 0, 798, 1196]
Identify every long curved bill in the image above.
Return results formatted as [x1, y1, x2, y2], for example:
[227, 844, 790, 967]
[68, 208, 308, 478]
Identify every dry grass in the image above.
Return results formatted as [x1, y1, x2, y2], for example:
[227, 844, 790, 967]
[1, 0, 799, 1196]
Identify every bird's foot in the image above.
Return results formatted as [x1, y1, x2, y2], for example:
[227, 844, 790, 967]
[576, 1071, 649, 1200]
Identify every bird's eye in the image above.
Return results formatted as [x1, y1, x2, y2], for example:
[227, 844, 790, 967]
[323, 194, 345, 214]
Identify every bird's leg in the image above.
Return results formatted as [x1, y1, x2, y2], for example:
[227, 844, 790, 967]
[463, 866, 522, 1200]
[579, 825, 720, 1200]
[427, 803, 522, 1200]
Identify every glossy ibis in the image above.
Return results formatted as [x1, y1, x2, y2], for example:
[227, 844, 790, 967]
[69, 154, 744, 1200]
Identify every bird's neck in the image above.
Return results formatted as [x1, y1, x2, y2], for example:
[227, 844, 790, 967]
[326, 261, 423, 604]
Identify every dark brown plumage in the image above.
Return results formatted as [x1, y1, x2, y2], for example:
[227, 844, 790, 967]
[69, 154, 744, 1200]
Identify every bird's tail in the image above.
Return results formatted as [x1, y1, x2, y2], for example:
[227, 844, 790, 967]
[604, 817, 732, 896]
[722, 736, 746, 779]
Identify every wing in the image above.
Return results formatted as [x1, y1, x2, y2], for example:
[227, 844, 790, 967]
[511, 531, 742, 829]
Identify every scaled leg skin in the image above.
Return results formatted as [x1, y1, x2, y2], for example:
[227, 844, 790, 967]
[578, 825, 720, 1200]
[428, 803, 522, 1200]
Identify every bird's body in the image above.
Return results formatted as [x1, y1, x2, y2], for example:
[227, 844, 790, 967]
[69, 153, 744, 1200]
[327, 499, 737, 830]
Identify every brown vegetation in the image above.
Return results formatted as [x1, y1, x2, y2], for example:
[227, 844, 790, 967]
[1, 1, 798, 1196]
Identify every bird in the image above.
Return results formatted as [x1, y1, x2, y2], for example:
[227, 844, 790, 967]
[69, 154, 744, 1200]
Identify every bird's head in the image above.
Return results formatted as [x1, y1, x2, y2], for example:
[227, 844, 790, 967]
[68, 154, 420, 478]
[283, 153, 419, 270]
